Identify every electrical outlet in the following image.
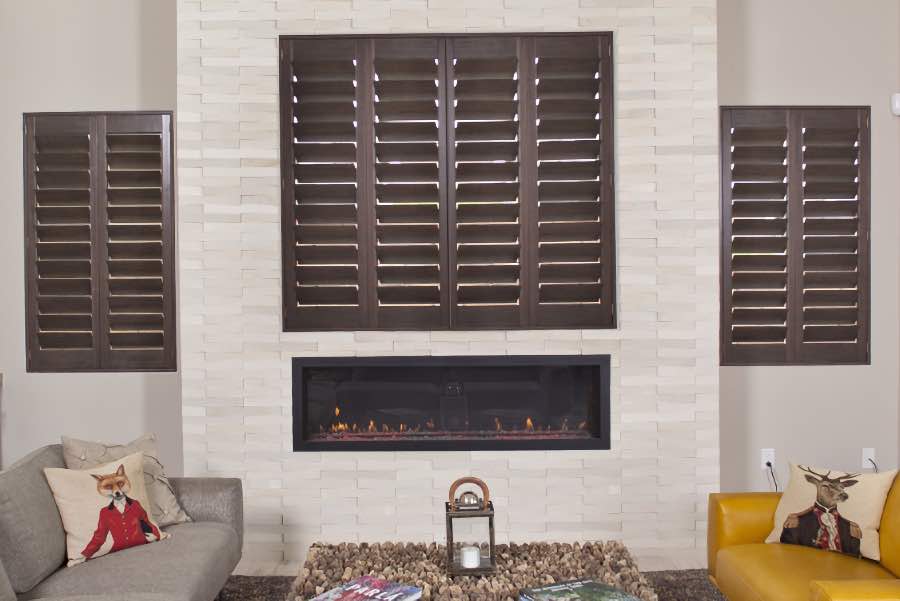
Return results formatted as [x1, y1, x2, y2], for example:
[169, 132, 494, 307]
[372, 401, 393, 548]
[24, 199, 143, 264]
[761, 448, 776, 470]
[863, 448, 877, 470]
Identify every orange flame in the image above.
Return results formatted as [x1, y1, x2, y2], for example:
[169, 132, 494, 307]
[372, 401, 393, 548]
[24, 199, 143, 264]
[525, 417, 534, 431]
[335, 406, 341, 418]
[368, 420, 376, 432]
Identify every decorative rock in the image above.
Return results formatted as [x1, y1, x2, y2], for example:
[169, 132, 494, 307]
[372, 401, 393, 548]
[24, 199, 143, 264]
[290, 541, 657, 601]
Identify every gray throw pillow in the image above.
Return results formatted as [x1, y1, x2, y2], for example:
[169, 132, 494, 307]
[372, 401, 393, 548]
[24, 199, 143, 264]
[61, 434, 190, 528]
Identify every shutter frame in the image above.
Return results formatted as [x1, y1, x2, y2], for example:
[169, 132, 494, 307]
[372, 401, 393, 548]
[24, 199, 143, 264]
[720, 106, 870, 366]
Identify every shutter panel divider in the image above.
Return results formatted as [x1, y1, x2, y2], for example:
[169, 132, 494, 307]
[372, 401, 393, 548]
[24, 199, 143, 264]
[358, 38, 377, 328]
[444, 38, 460, 327]
[94, 115, 111, 364]
[518, 37, 539, 327]
[436, 38, 452, 329]
[785, 110, 804, 362]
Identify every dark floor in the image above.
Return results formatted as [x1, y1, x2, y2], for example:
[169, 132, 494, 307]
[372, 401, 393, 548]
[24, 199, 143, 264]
[221, 570, 726, 601]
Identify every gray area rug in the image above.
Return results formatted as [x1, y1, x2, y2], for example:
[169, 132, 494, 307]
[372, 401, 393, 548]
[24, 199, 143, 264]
[220, 571, 725, 601]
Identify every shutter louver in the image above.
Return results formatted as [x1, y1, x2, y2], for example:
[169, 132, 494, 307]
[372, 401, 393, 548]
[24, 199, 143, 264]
[798, 109, 869, 363]
[284, 39, 370, 330]
[24, 112, 176, 372]
[25, 115, 99, 370]
[531, 37, 613, 327]
[720, 107, 869, 365]
[101, 114, 176, 370]
[372, 38, 448, 328]
[448, 37, 524, 328]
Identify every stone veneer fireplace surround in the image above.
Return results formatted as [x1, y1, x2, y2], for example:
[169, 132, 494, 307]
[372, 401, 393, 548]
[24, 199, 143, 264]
[178, 0, 720, 564]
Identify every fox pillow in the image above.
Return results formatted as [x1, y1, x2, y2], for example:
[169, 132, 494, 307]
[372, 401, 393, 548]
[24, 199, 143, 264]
[44, 452, 169, 566]
[766, 463, 897, 561]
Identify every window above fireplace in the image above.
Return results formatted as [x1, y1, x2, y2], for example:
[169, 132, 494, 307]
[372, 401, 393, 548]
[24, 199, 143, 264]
[292, 355, 611, 451]
[279, 33, 616, 332]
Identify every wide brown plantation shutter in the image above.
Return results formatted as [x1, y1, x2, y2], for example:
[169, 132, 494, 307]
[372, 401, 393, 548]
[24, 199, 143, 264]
[281, 33, 616, 332]
[24, 112, 176, 372]
[720, 107, 869, 365]
[372, 37, 449, 328]
[25, 115, 100, 370]
[282, 38, 370, 330]
[447, 37, 524, 328]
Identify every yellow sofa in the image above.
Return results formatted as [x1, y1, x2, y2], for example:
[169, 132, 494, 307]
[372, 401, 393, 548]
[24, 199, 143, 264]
[708, 482, 900, 601]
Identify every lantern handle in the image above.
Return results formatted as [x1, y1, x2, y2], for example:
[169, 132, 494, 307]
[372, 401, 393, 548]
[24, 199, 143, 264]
[448, 476, 490, 509]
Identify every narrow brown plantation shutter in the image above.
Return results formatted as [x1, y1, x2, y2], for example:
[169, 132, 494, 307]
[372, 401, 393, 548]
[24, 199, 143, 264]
[24, 112, 176, 372]
[796, 108, 869, 363]
[282, 39, 370, 330]
[372, 37, 449, 328]
[720, 107, 869, 365]
[101, 114, 176, 370]
[531, 36, 613, 327]
[720, 109, 790, 364]
[25, 115, 100, 370]
[447, 37, 524, 328]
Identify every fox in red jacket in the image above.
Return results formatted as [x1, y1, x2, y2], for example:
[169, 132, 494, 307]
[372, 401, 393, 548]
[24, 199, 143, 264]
[81, 464, 163, 560]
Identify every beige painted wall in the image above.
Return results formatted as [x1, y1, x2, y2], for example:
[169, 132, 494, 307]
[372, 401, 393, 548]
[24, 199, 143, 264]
[0, 0, 181, 471]
[718, 0, 900, 491]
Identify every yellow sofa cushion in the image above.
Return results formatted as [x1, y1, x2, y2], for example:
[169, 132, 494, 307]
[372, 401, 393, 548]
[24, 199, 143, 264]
[717, 544, 894, 601]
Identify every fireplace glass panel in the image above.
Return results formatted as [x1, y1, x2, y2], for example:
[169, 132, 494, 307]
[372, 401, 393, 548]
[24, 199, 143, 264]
[294, 356, 610, 451]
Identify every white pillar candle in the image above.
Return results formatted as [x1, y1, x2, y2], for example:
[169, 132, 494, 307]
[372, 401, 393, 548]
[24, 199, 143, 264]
[460, 545, 480, 569]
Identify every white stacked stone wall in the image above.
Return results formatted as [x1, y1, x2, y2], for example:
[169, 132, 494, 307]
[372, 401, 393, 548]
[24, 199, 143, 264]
[177, 0, 719, 563]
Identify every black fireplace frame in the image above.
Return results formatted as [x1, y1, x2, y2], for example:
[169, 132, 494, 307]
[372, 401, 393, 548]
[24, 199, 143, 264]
[292, 355, 611, 452]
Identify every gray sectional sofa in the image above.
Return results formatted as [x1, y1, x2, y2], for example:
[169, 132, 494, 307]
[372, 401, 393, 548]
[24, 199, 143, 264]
[0, 445, 243, 601]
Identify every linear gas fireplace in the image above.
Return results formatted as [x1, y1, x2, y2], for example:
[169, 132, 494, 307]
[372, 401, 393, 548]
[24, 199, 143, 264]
[292, 355, 610, 451]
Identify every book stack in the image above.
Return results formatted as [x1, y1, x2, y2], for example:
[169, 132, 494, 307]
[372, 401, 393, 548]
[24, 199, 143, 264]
[519, 579, 639, 601]
[309, 576, 422, 601]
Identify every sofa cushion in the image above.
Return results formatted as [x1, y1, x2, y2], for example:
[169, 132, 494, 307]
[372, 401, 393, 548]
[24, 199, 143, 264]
[0, 445, 67, 592]
[716, 543, 894, 601]
[19, 522, 240, 601]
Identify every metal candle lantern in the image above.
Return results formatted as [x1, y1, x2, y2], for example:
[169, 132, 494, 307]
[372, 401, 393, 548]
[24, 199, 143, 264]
[445, 476, 496, 575]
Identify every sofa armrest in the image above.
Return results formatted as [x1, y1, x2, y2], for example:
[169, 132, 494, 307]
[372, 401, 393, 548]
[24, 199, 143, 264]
[169, 477, 243, 548]
[811, 580, 900, 601]
[708, 492, 781, 581]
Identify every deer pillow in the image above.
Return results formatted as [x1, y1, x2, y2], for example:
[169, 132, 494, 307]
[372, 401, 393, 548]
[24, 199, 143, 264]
[766, 463, 897, 560]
